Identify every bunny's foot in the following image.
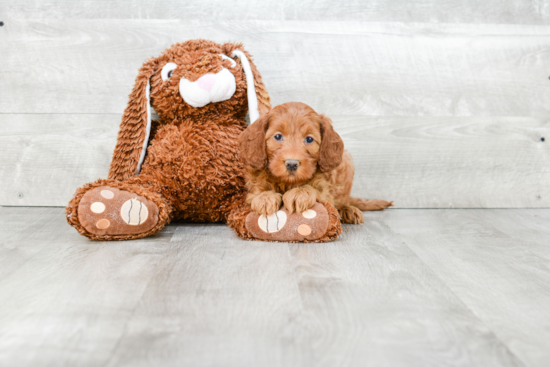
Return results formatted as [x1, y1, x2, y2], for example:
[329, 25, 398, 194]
[66, 179, 170, 240]
[228, 201, 342, 243]
[78, 186, 159, 235]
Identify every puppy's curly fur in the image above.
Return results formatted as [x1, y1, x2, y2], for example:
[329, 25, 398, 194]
[239, 102, 393, 224]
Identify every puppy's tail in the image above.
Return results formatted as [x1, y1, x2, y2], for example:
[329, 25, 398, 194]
[349, 197, 394, 211]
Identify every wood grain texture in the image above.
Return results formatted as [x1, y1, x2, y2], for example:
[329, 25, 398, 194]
[2, 207, 543, 366]
[0, 207, 177, 367]
[1, 5, 549, 208]
[383, 209, 550, 367]
[341, 116, 550, 208]
[106, 221, 524, 367]
[479, 210, 550, 260]
[285, 222, 523, 367]
[1, 20, 550, 116]
[1, 114, 547, 208]
[0, 114, 118, 206]
[2, 0, 550, 24]
[105, 224, 306, 367]
[0, 207, 69, 278]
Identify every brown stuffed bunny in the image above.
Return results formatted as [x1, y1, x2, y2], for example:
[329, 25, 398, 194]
[66, 39, 342, 242]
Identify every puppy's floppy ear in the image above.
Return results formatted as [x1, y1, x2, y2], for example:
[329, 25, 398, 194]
[238, 113, 270, 169]
[318, 115, 344, 172]
[108, 58, 158, 180]
[227, 44, 271, 123]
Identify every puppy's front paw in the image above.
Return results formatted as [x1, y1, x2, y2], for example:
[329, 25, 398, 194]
[283, 186, 317, 214]
[339, 205, 364, 224]
[251, 191, 283, 216]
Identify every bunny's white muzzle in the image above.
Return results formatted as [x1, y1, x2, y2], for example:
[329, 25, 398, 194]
[135, 50, 260, 175]
[179, 68, 236, 108]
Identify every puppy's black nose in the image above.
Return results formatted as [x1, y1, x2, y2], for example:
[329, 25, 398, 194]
[285, 159, 299, 172]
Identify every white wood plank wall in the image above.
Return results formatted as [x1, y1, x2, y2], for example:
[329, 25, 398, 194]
[1, 1, 549, 207]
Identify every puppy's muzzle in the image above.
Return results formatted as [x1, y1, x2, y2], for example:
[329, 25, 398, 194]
[285, 159, 300, 172]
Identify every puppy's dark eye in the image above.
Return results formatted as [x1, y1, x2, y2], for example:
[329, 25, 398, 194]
[167, 70, 173, 78]
[305, 136, 314, 144]
[274, 134, 283, 141]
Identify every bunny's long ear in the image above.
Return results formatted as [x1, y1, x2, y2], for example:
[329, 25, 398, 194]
[232, 49, 271, 123]
[108, 59, 157, 180]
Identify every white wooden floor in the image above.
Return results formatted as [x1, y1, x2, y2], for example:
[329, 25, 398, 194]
[0, 207, 549, 367]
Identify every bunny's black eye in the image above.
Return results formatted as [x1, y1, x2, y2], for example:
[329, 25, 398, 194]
[161, 62, 177, 81]
[220, 54, 237, 68]
[274, 134, 283, 141]
[305, 136, 314, 144]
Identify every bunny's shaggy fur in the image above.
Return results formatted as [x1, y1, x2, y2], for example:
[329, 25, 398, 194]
[66, 40, 269, 240]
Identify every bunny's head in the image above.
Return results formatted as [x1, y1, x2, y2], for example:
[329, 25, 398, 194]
[109, 39, 271, 180]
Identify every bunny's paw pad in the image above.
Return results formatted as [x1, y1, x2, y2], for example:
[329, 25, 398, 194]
[78, 186, 159, 236]
[245, 202, 329, 242]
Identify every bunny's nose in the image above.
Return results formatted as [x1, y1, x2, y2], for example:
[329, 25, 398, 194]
[196, 74, 216, 92]
[285, 159, 300, 172]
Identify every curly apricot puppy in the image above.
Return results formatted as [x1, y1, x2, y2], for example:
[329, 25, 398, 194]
[239, 102, 393, 224]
